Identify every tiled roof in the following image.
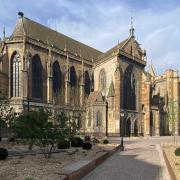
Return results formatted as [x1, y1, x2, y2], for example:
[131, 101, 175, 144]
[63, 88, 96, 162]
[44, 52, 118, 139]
[11, 17, 103, 61]
[87, 91, 104, 105]
[97, 38, 129, 61]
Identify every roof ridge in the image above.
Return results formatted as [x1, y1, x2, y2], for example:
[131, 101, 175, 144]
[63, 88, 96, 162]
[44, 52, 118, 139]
[97, 38, 128, 61]
[22, 17, 102, 53]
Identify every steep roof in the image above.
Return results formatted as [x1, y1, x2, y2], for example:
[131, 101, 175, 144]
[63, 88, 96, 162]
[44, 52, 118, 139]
[87, 91, 104, 105]
[11, 17, 103, 61]
[97, 38, 129, 61]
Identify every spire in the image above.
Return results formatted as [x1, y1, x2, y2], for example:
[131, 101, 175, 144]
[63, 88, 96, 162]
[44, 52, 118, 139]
[3, 27, 5, 41]
[129, 17, 135, 37]
[148, 61, 156, 77]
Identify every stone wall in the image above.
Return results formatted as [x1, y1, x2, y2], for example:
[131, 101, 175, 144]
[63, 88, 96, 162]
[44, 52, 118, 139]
[0, 72, 8, 99]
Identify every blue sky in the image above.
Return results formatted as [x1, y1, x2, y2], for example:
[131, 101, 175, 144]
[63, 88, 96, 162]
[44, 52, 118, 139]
[0, 0, 180, 74]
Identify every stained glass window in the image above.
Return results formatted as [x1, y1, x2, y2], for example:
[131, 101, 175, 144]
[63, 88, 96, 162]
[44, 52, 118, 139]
[53, 61, 61, 93]
[70, 66, 76, 86]
[123, 65, 136, 110]
[32, 55, 43, 99]
[99, 69, 106, 93]
[11, 52, 21, 97]
[84, 71, 91, 95]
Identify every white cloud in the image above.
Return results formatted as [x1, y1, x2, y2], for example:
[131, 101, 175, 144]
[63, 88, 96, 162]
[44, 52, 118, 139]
[0, 0, 180, 74]
[46, 1, 180, 74]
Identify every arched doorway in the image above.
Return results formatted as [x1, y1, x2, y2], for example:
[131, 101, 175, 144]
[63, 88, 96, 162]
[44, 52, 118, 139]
[134, 120, 138, 136]
[126, 118, 131, 137]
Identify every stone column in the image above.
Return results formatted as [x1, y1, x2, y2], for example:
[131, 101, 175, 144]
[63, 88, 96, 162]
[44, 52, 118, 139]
[142, 81, 151, 136]
[65, 52, 70, 105]
[112, 62, 122, 135]
[80, 58, 84, 106]
[154, 111, 160, 136]
[47, 47, 53, 103]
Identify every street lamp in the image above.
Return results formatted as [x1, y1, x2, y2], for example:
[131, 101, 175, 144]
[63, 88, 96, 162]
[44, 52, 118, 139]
[120, 109, 125, 151]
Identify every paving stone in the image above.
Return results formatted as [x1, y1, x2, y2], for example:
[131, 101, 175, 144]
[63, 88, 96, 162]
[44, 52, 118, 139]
[82, 137, 172, 180]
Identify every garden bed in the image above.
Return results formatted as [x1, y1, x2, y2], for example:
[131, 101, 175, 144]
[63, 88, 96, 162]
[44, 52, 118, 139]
[163, 146, 180, 180]
[0, 142, 119, 180]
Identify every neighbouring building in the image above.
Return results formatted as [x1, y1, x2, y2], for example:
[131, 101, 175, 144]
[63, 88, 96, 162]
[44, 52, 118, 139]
[0, 13, 179, 136]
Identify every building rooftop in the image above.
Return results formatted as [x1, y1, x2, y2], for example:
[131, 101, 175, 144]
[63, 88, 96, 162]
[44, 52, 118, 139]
[11, 16, 103, 61]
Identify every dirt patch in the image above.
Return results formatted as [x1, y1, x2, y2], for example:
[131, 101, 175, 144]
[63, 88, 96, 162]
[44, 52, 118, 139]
[0, 143, 119, 180]
[163, 146, 180, 180]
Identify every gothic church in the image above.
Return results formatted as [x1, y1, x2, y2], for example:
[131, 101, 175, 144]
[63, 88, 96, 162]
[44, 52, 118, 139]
[0, 13, 180, 136]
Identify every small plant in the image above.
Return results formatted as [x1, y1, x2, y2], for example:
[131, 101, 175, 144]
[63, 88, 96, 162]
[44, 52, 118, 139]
[57, 139, 70, 149]
[24, 176, 35, 180]
[0, 148, 8, 160]
[71, 137, 84, 147]
[103, 139, 109, 144]
[82, 142, 92, 150]
[84, 135, 91, 142]
[7, 136, 15, 143]
[175, 148, 180, 156]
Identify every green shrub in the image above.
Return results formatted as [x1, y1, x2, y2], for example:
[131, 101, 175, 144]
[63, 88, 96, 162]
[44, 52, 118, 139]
[84, 135, 91, 142]
[82, 142, 92, 150]
[57, 139, 70, 149]
[24, 176, 35, 180]
[103, 139, 109, 144]
[7, 136, 15, 143]
[175, 148, 180, 156]
[0, 148, 8, 160]
[71, 137, 84, 147]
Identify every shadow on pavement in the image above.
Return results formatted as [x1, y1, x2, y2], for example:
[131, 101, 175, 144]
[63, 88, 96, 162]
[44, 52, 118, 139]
[82, 151, 162, 180]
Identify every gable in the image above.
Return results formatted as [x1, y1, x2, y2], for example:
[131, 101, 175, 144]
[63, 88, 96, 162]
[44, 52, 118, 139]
[121, 37, 144, 60]
[96, 92, 104, 102]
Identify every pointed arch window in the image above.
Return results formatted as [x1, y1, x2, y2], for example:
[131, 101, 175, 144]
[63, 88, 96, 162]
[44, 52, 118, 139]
[96, 111, 102, 127]
[123, 65, 136, 110]
[53, 61, 61, 93]
[84, 71, 91, 95]
[99, 69, 106, 94]
[11, 52, 21, 97]
[70, 66, 76, 86]
[32, 55, 43, 99]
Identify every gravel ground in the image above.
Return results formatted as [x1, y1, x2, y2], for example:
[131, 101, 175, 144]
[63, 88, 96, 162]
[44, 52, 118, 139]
[0, 142, 118, 180]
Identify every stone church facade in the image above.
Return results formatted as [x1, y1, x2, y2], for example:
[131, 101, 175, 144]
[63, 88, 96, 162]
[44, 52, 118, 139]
[0, 14, 180, 136]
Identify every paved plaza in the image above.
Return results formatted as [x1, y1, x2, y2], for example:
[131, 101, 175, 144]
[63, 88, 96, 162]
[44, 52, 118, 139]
[82, 137, 176, 180]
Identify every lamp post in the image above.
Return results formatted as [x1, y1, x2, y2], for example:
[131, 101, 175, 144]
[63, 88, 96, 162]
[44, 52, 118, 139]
[120, 109, 125, 150]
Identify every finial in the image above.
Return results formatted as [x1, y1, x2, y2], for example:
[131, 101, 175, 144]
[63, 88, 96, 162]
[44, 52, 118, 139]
[18, 12, 24, 18]
[3, 27, 5, 41]
[129, 16, 135, 37]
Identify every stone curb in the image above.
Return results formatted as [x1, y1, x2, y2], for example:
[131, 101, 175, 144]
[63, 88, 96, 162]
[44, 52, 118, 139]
[162, 150, 177, 180]
[156, 144, 171, 180]
[60, 144, 121, 180]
